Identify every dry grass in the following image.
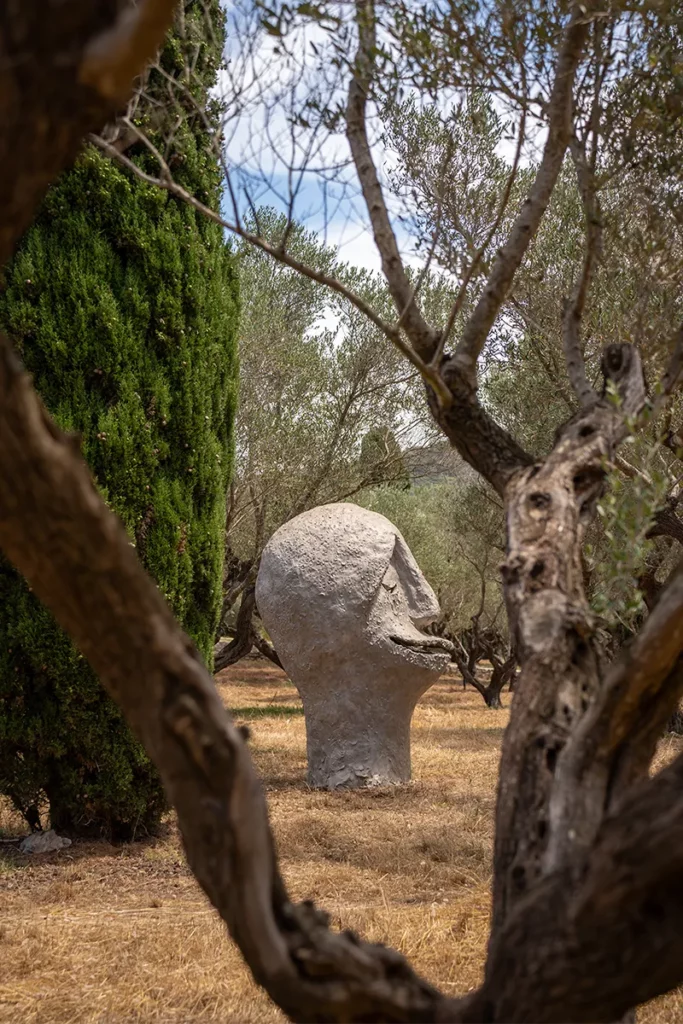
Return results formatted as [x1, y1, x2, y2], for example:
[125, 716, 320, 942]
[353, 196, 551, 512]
[0, 659, 681, 1023]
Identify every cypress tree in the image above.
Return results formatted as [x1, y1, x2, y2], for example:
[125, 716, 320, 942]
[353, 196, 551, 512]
[0, 2, 238, 839]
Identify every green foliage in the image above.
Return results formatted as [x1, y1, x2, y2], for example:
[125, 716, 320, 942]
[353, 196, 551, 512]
[232, 705, 304, 719]
[384, 91, 532, 286]
[588, 416, 670, 633]
[386, 83, 683, 460]
[0, 1, 239, 839]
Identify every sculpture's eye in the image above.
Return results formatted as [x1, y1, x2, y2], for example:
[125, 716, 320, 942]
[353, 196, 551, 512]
[382, 580, 397, 592]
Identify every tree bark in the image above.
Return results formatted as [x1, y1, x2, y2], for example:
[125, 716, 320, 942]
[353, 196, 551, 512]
[214, 583, 284, 673]
[5, 324, 683, 1024]
[0, 329, 450, 1020]
[0, 8, 449, 1019]
[491, 347, 655, 929]
[648, 503, 683, 546]
[251, 631, 284, 670]
[483, 686, 503, 710]
[451, 639, 515, 710]
[346, 0, 440, 362]
[484, 653, 517, 709]
[452, 3, 595, 387]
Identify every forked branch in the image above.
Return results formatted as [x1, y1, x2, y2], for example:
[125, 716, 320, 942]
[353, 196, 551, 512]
[214, 582, 258, 672]
[7, 6, 683, 1024]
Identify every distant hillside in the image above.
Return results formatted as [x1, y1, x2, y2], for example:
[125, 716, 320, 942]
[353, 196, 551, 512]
[404, 442, 478, 487]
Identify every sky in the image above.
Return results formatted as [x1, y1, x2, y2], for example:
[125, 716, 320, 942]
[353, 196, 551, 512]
[217, 2, 546, 285]
[217, 2, 447, 274]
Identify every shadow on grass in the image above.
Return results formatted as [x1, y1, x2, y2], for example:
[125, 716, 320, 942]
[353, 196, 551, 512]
[232, 705, 304, 719]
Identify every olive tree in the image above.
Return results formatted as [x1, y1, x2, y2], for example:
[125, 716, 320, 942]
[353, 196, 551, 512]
[4, 2, 683, 1023]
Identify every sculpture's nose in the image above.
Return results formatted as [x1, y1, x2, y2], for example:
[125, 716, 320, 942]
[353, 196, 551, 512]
[391, 534, 441, 629]
[407, 590, 440, 630]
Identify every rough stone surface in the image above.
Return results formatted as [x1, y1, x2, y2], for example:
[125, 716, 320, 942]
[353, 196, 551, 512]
[19, 829, 72, 854]
[256, 503, 452, 788]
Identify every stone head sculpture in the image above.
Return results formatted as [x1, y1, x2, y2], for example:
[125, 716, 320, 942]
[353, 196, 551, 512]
[255, 503, 452, 788]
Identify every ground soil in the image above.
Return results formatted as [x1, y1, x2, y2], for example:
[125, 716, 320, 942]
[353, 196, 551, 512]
[0, 659, 681, 1023]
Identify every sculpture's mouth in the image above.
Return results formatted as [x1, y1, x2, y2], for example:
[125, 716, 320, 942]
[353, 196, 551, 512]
[389, 632, 454, 661]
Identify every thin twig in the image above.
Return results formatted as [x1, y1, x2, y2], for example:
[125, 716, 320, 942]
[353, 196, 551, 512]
[614, 453, 652, 486]
[395, 136, 455, 333]
[562, 134, 602, 407]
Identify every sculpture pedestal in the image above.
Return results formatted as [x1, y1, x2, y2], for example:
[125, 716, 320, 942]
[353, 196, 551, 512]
[302, 679, 429, 788]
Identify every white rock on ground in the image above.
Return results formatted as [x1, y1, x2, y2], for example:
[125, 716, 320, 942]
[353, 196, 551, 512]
[19, 829, 72, 854]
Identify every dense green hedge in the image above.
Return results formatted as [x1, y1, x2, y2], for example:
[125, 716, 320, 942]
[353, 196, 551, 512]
[0, 2, 239, 839]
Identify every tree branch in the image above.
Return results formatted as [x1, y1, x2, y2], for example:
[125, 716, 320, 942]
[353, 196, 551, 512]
[251, 630, 283, 670]
[614, 452, 652, 485]
[656, 322, 683, 410]
[10, 9, 683, 1024]
[88, 133, 453, 408]
[427, 364, 534, 495]
[478, 750, 683, 1023]
[453, 4, 595, 387]
[492, 343, 650, 929]
[562, 135, 601, 408]
[546, 554, 683, 872]
[508, 296, 577, 411]
[0, 9, 456, 1015]
[345, 0, 441, 363]
[0, 8, 114, 264]
[647, 503, 683, 546]
[0, 332, 456, 1022]
[434, 102, 527, 367]
[214, 584, 257, 672]
[451, 645, 488, 702]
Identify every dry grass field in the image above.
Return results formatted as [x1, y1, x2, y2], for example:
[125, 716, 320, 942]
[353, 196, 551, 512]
[1, 658, 682, 1023]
